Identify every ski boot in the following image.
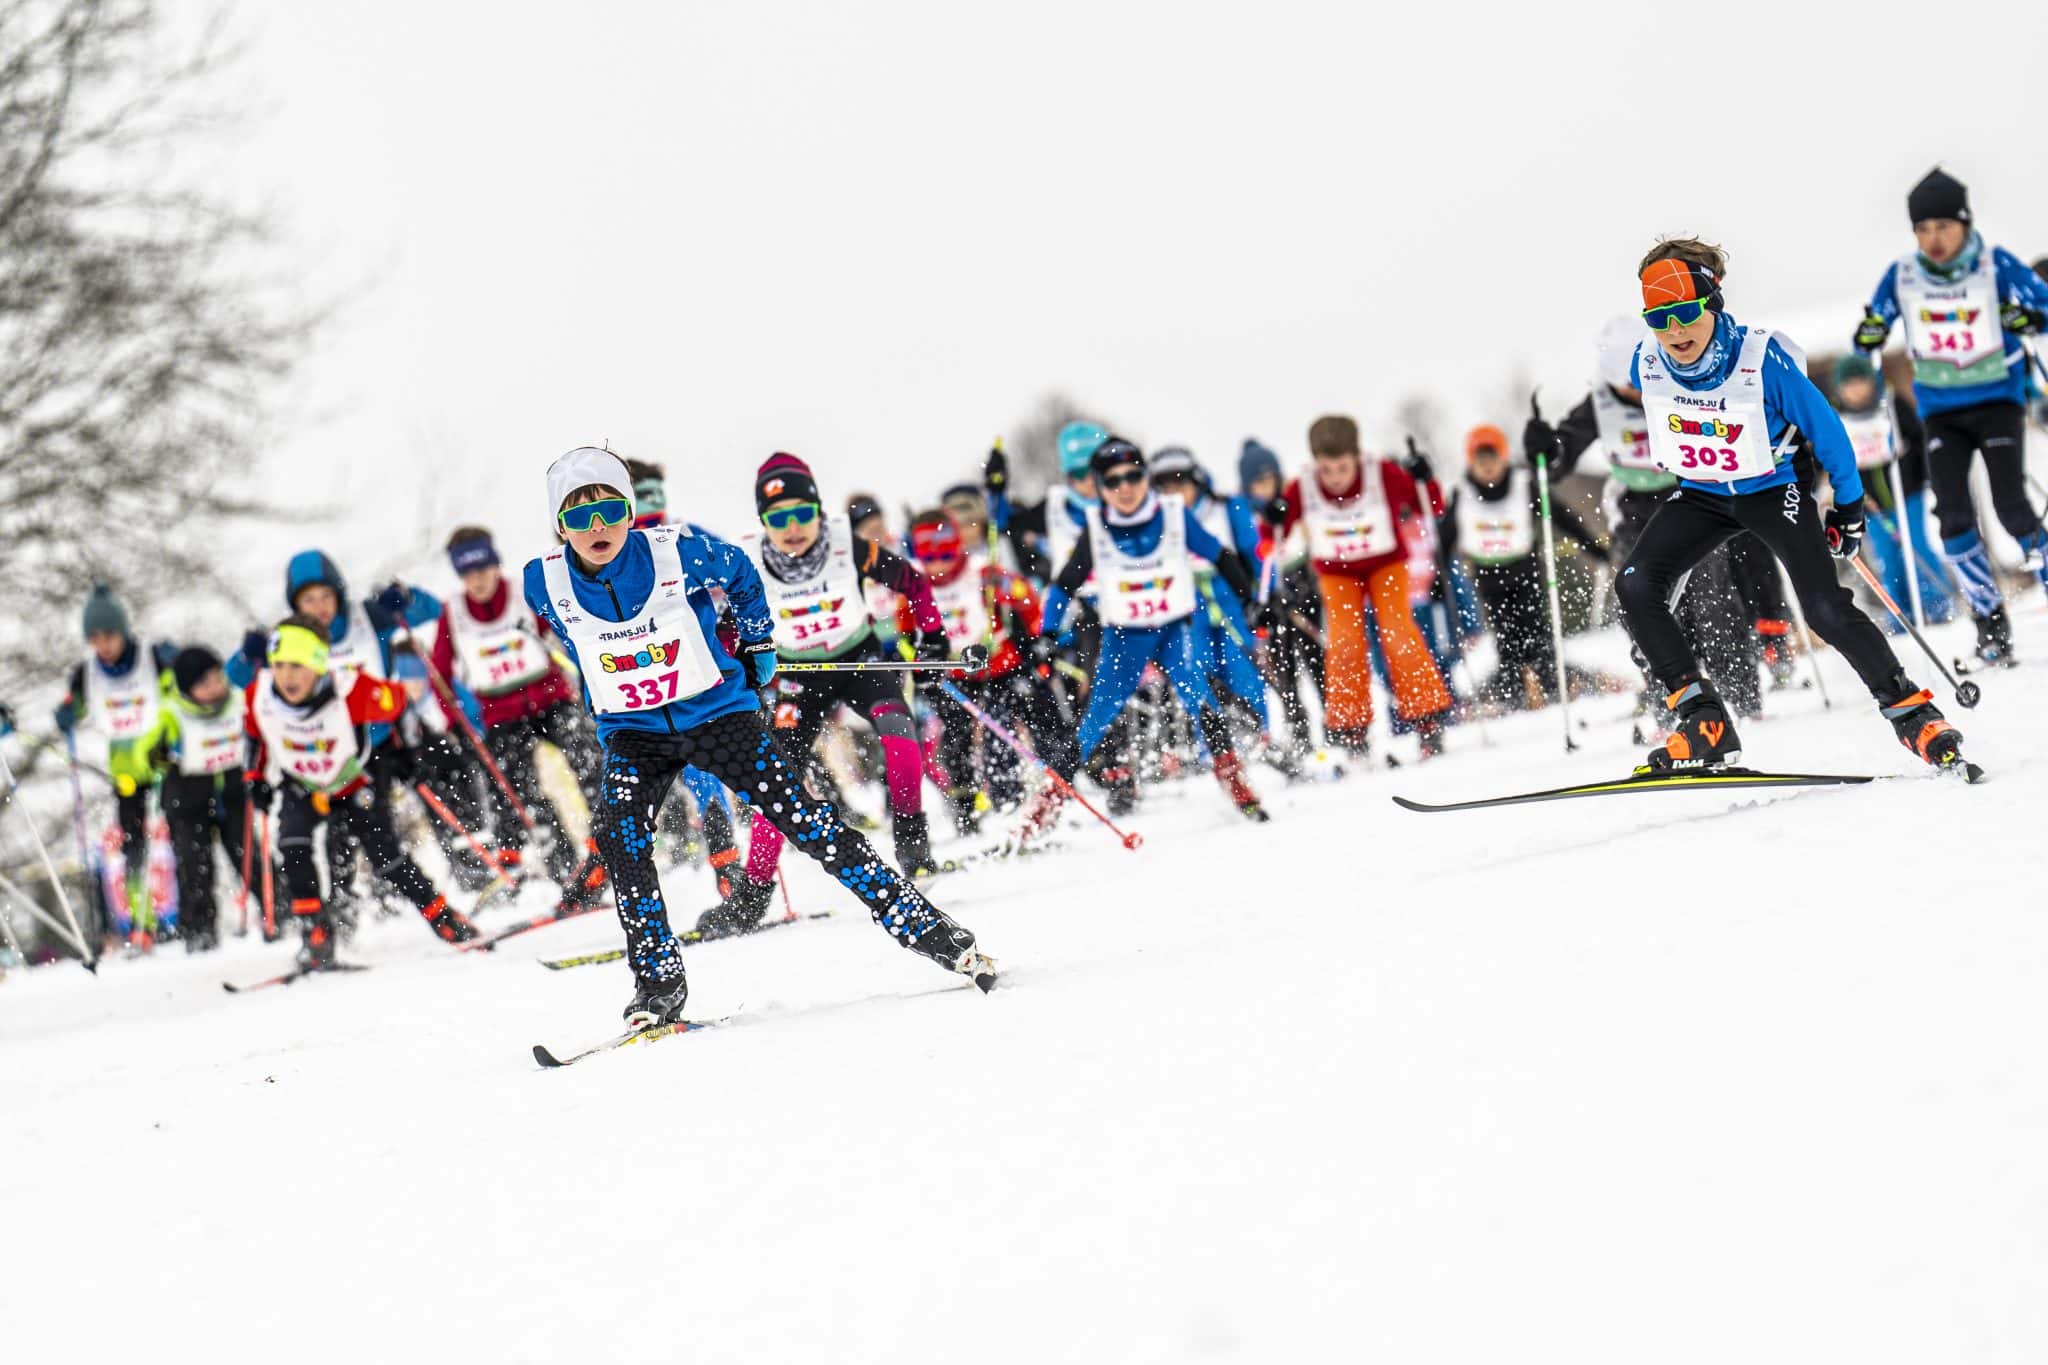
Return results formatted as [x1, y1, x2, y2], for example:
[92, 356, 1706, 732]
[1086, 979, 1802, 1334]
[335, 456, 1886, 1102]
[892, 811, 942, 878]
[1011, 783, 1069, 845]
[421, 895, 480, 944]
[946, 786, 983, 837]
[1326, 726, 1372, 762]
[624, 968, 690, 1029]
[898, 908, 997, 992]
[1758, 619, 1798, 690]
[184, 925, 220, 955]
[1642, 681, 1741, 774]
[1212, 752, 1270, 823]
[1415, 713, 1447, 761]
[292, 899, 337, 971]
[708, 849, 745, 901]
[693, 870, 774, 939]
[1973, 605, 2016, 668]
[1882, 688, 1973, 775]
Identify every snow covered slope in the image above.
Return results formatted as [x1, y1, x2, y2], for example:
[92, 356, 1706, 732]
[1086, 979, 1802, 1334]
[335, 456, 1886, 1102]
[6, 608, 2047, 1364]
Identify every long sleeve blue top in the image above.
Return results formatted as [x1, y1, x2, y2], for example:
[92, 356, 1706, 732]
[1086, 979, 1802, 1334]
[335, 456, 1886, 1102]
[1866, 243, 2048, 417]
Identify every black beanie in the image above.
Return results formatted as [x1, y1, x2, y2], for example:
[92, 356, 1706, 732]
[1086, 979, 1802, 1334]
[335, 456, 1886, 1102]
[1088, 436, 1145, 482]
[172, 645, 222, 695]
[754, 452, 821, 515]
[1907, 168, 1970, 225]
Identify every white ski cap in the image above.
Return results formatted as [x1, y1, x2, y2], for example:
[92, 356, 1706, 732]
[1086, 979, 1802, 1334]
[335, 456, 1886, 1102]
[1596, 315, 1649, 391]
[547, 446, 635, 519]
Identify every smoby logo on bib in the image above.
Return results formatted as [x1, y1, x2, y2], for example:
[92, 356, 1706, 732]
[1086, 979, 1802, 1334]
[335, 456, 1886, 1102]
[779, 597, 846, 619]
[599, 640, 683, 673]
[1667, 415, 1745, 443]
[1119, 576, 1175, 594]
[1918, 306, 1981, 325]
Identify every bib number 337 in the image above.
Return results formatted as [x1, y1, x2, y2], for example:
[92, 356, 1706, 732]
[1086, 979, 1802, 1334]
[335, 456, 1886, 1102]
[616, 672, 681, 709]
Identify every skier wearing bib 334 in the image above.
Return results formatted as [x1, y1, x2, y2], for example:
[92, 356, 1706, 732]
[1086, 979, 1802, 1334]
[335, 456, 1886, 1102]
[523, 447, 993, 1028]
[1853, 168, 2048, 665]
[1613, 238, 1971, 776]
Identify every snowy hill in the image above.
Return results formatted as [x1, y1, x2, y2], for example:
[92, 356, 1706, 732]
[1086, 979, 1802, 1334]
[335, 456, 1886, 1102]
[6, 606, 2047, 1364]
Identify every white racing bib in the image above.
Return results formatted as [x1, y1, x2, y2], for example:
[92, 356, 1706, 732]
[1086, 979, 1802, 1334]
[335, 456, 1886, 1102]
[175, 693, 246, 777]
[1088, 496, 1198, 628]
[1637, 329, 1786, 485]
[251, 675, 367, 794]
[324, 598, 388, 697]
[1301, 462, 1397, 562]
[1454, 469, 1537, 564]
[543, 529, 725, 717]
[930, 558, 999, 652]
[1048, 493, 1096, 598]
[745, 516, 874, 661]
[84, 642, 160, 743]
[1840, 408, 1893, 472]
[446, 592, 551, 695]
[1896, 250, 2008, 389]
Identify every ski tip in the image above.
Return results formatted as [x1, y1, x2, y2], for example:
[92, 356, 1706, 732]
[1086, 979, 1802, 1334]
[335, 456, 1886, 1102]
[220, 981, 239, 994]
[533, 1044, 566, 1069]
[1389, 795, 1436, 812]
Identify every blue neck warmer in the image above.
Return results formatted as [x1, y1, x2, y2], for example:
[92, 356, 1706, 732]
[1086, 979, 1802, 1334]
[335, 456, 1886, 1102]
[1663, 311, 1736, 383]
[1918, 230, 1983, 282]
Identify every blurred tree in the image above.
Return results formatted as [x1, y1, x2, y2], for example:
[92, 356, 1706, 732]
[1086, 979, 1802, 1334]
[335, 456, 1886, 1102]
[0, 0, 312, 689]
[1006, 391, 1109, 499]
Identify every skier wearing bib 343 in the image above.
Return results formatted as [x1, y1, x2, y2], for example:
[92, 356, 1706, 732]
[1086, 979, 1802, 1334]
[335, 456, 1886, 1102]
[1853, 169, 2048, 666]
[523, 447, 993, 1028]
[1614, 237, 1970, 775]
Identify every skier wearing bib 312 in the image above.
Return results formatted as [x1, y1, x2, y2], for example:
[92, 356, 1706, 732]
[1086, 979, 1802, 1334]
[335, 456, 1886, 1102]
[1853, 168, 2048, 665]
[1613, 237, 1970, 776]
[523, 447, 993, 1028]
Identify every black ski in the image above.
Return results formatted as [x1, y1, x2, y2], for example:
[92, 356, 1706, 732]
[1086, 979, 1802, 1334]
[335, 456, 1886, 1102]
[222, 961, 370, 994]
[533, 1017, 729, 1068]
[539, 909, 837, 970]
[461, 898, 609, 953]
[1392, 766, 1875, 813]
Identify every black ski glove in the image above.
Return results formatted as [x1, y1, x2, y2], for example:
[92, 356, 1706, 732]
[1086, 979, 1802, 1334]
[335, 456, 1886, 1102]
[983, 444, 1008, 495]
[1853, 312, 1890, 352]
[374, 580, 412, 616]
[1027, 634, 1059, 668]
[1403, 440, 1434, 485]
[958, 643, 991, 671]
[733, 636, 778, 690]
[912, 630, 950, 663]
[244, 774, 274, 812]
[1257, 496, 1290, 529]
[2000, 301, 2043, 336]
[1523, 415, 1560, 465]
[1824, 505, 1865, 560]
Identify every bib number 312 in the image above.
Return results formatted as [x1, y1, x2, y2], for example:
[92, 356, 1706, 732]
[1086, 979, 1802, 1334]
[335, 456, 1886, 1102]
[616, 671, 681, 709]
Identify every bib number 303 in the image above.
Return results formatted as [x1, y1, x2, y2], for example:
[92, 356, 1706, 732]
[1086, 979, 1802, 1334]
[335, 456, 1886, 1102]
[616, 671, 681, 709]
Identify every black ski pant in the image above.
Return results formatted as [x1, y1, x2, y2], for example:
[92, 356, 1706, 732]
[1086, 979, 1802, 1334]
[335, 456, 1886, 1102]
[1616, 478, 1911, 707]
[937, 667, 1081, 809]
[590, 710, 953, 984]
[365, 735, 489, 886]
[1470, 557, 1552, 705]
[276, 778, 439, 923]
[1610, 487, 1762, 714]
[1724, 530, 1789, 626]
[482, 701, 600, 880]
[1923, 401, 2040, 542]
[160, 770, 248, 938]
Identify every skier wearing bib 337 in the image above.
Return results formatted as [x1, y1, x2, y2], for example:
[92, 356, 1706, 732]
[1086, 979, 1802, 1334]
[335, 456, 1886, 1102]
[1853, 168, 2048, 665]
[523, 447, 993, 1029]
[1614, 237, 1971, 776]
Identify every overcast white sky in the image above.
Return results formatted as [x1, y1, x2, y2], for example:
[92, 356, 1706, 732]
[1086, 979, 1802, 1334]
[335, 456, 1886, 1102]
[213, 0, 2048, 590]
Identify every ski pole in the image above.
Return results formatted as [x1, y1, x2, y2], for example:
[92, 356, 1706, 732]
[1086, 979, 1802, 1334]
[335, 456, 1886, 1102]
[259, 809, 276, 940]
[1871, 356, 1927, 629]
[59, 730, 104, 961]
[0, 745, 94, 964]
[778, 659, 962, 674]
[414, 781, 502, 871]
[410, 637, 538, 835]
[1769, 557, 1832, 710]
[1404, 436, 1493, 747]
[0, 865, 88, 958]
[1528, 395, 1577, 753]
[1848, 554, 1981, 708]
[934, 678, 1142, 851]
[0, 879, 24, 962]
[236, 796, 254, 937]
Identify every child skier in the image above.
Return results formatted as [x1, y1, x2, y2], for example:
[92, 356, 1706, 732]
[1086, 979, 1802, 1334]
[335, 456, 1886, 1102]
[1616, 237, 1968, 774]
[1029, 438, 1271, 828]
[1275, 416, 1453, 758]
[145, 647, 250, 951]
[429, 526, 603, 891]
[1854, 167, 2048, 664]
[243, 615, 480, 967]
[523, 447, 990, 1027]
[1830, 353, 1954, 626]
[902, 506, 1075, 823]
[54, 584, 177, 947]
[1442, 424, 1608, 708]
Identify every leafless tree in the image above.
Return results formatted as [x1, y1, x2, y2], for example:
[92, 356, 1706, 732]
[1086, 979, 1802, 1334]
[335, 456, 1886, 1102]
[0, 0, 314, 691]
[1006, 391, 1114, 501]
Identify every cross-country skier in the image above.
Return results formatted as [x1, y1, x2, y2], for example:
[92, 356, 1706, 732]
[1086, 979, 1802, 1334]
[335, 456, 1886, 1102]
[1025, 437, 1272, 829]
[1273, 415, 1453, 759]
[1147, 447, 1272, 742]
[1829, 353, 1954, 626]
[143, 646, 250, 952]
[429, 526, 604, 892]
[1854, 168, 2048, 664]
[243, 615, 480, 968]
[523, 447, 990, 1027]
[1442, 424, 1608, 708]
[1237, 438, 1325, 758]
[53, 584, 177, 948]
[1615, 237, 1968, 773]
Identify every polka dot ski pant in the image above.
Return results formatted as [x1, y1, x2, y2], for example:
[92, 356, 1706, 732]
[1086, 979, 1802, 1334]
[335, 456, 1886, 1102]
[590, 708, 950, 983]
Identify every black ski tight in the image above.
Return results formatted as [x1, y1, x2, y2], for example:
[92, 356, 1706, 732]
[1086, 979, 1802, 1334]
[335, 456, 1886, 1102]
[276, 779, 438, 916]
[1617, 479, 1911, 705]
[1923, 402, 2040, 541]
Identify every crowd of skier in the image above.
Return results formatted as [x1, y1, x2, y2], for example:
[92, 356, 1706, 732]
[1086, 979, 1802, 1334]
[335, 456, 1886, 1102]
[4, 168, 2045, 1030]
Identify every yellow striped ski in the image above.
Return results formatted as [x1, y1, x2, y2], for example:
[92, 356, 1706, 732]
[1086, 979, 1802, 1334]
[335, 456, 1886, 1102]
[1392, 766, 1873, 813]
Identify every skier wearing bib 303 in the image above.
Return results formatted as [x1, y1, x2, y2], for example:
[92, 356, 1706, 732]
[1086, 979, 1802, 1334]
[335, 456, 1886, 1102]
[523, 447, 993, 1029]
[1853, 168, 2048, 665]
[1614, 237, 1970, 775]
